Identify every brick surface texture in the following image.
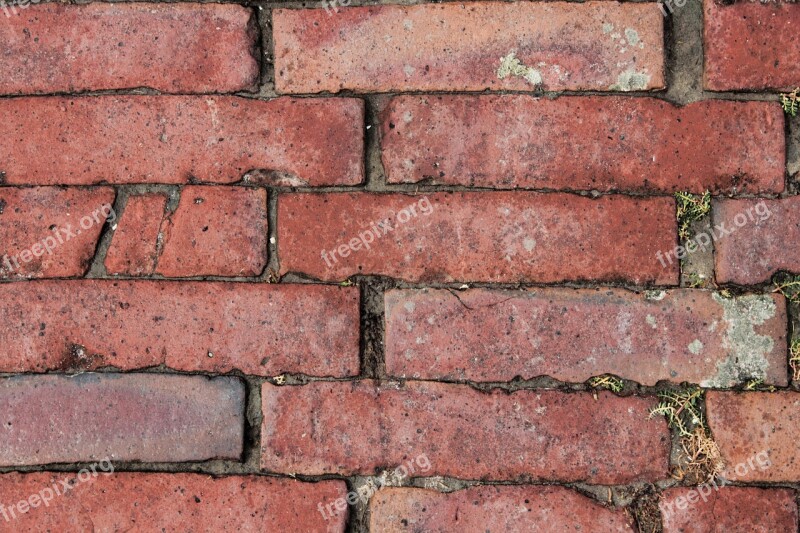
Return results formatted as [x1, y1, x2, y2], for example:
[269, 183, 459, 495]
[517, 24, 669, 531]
[0, 0, 797, 530]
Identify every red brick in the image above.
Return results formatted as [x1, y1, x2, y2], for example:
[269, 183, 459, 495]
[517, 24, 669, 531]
[261, 381, 670, 484]
[713, 197, 800, 285]
[0, 374, 244, 465]
[369, 486, 635, 532]
[0, 187, 115, 279]
[0, 473, 347, 531]
[0, 96, 364, 186]
[706, 392, 800, 482]
[661, 487, 797, 533]
[704, 0, 800, 91]
[385, 289, 787, 387]
[0, 3, 258, 94]
[278, 192, 678, 284]
[154, 186, 268, 277]
[105, 194, 168, 276]
[381, 95, 785, 194]
[274, 3, 664, 93]
[0, 281, 359, 377]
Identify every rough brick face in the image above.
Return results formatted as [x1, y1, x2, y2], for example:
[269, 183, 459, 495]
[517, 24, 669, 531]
[278, 192, 678, 284]
[0, 374, 244, 466]
[0, 281, 359, 377]
[0, 473, 348, 531]
[274, 3, 665, 93]
[105, 194, 169, 276]
[713, 197, 800, 285]
[706, 392, 800, 482]
[0, 187, 115, 279]
[0, 3, 258, 94]
[660, 487, 798, 533]
[381, 96, 785, 194]
[153, 186, 268, 277]
[704, 0, 800, 90]
[385, 288, 788, 387]
[370, 486, 635, 532]
[0, 96, 364, 186]
[261, 381, 670, 484]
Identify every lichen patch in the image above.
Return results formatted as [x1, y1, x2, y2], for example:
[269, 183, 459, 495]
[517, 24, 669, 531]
[497, 51, 543, 87]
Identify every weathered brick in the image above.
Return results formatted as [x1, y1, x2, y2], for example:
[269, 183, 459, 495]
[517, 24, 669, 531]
[369, 486, 635, 532]
[0, 281, 359, 377]
[154, 186, 268, 277]
[385, 289, 787, 387]
[0, 374, 244, 466]
[704, 0, 800, 91]
[0, 3, 257, 94]
[261, 381, 670, 484]
[713, 197, 800, 285]
[661, 487, 797, 533]
[0, 187, 115, 279]
[0, 473, 347, 531]
[706, 392, 800, 482]
[0, 96, 364, 186]
[274, 3, 664, 93]
[105, 194, 168, 276]
[381, 96, 785, 194]
[278, 192, 678, 284]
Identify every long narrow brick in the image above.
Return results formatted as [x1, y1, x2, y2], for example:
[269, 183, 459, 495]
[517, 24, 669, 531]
[381, 96, 785, 194]
[274, 3, 665, 93]
[0, 187, 115, 279]
[0, 96, 364, 186]
[0, 473, 347, 531]
[261, 381, 670, 484]
[706, 392, 800, 482]
[713, 197, 800, 285]
[386, 289, 787, 387]
[278, 192, 678, 284]
[104, 194, 169, 276]
[704, 0, 800, 91]
[0, 3, 257, 94]
[0, 374, 244, 466]
[0, 281, 359, 377]
[148, 186, 268, 278]
[660, 487, 797, 533]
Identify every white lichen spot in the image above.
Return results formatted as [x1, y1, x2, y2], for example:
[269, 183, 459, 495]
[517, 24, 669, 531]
[403, 65, 415, 77]
[403, 19, 413, 30]
[701, 293, 777, 387]
[646, 315, 658, 329]
[610, 70, 651, 91]
[688, 339, 704, 355]
[645, 290, 667, 301]
[602, 22, 614, 34]
[523, 237, 537, 252]
[624, 28, 640, 46]
[497, 51, 543, 87]
[404, 301, 415, 313]
[402, 110, 413, 123]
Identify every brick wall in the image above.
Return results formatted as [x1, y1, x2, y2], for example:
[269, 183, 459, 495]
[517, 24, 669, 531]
[0, 0, 798, 531]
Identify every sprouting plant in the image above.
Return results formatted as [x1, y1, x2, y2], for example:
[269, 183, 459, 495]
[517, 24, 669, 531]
[744, 379, 775, 392]
[684, 272, 706, 289]
[675, 191, 711, 242]
[782, 88, 799, 117]
[790, 339, 800, 381]
[649, 388, 723, 482]
[588, 375, 624, 393]
[773, 272, 800, 304]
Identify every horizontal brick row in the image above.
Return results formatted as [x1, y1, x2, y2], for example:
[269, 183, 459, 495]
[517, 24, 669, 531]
[274, 2, 665, 93]
[370, 486, 635, 532]
[0, 374, 244, 466]
[385, 288, 788, 387]
[704, 0, 800, 90]
[261, 381, 670, 484]
[0, 96, 364, 186]
[707, 392, 800, 482]
[713, 197, 800, 285]
[278, 192, 678, 284]
[0, 281, 359, 377]
[660, 487, 797, 533]
[0, 3, 258, 94]
[381, 96, 785, 193]
[0, 473, 348, 531]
